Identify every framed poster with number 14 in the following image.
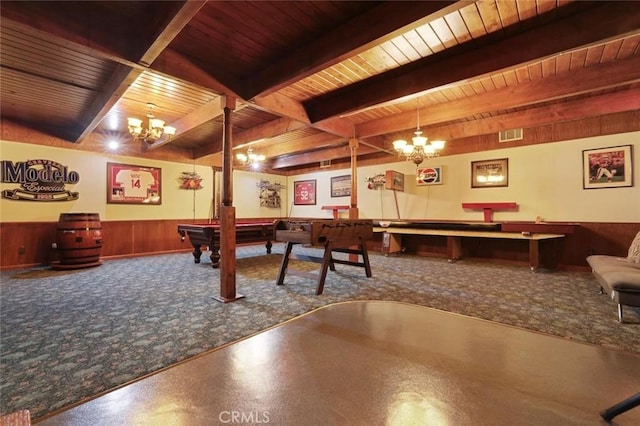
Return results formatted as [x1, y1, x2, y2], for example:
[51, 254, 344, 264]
[107, 162, 162, 205]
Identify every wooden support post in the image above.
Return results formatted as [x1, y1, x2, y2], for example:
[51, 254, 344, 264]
[214, 95, 244, 303]
[349, 137, 359, 261]
[349, 137, 358, 216]
[215, 206, 244, 302]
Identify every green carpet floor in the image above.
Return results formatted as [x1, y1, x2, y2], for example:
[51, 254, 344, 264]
[1, 244, 638, 419]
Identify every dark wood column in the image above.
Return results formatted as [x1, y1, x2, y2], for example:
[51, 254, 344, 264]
[348, 137, 359, 220]
[349, 137, 359, 262]
[214, 95, 244, 303]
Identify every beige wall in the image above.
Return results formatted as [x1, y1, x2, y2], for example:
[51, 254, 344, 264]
[289, 132, 640, 223]
[2, 131, 639, 223]
[0, 141, 288, 222]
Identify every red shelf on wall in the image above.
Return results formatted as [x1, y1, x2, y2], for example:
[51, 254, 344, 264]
[461, 202, 518, 222]
[321, 205, 350, 219]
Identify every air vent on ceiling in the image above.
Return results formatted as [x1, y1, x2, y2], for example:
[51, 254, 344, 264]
[499, 128, 523, 142]
[320, 160, 331, 168]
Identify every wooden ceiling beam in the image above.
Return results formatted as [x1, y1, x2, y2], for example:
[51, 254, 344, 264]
[252, 93, 309, 123]
[148, 96, 225, 151]
[73, 65, 144, 143]
[272, 89, 640, 169]
[306, 1, 640, 122]
[192, 116, 307, 158]
[252, 92, 353, 138]
[152, 49, 243, 98]
[232, 118, 307, 151]
[262, 133, 346, 159]
[358, 55, 640, 138]
[270, 142, 382, 170]
[138, 1, 207, 67]
[421, 89, 640, 142]
[64, 1, 208, 143]
[243, 1, 466, 99]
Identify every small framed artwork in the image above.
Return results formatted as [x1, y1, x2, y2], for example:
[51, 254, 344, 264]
[471, 158, 508, 188]
[384, 170, 405, 191]
[294, 179, 316, 205]
[416, 166, 443, 186]
[331, 175, 351, 197]
[107, 162, 161, 204]
[582, 145, 633, 189]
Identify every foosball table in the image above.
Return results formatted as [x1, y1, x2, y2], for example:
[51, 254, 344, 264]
[274, 219, 374, 295]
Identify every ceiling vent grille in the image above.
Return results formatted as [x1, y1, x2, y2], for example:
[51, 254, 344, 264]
[499, 128, 523, 142]
[320, 159, 331, 168]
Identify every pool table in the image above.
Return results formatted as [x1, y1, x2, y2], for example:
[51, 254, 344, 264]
[177, 221, 274, 268]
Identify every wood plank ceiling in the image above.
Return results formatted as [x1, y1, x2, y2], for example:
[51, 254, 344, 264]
[1, 1, 639, 173]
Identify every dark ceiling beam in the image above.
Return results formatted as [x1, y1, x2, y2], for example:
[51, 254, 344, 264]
[152, 49, 243, 99]
[147, 96, 237, 151]
[251, 93, 309, 123]
[270, 142, 383, 170]
[232, 118, 307, 151]
[357, 55, 640, 138]
[73, 66, 143, 143]
[252, 92, 354, 138]
[74, 2, 207, 143]
[192, 116, 307, 158]
[243, 1, 466, 99]
[305, 1, 640, 123]
[137, 1, 207, 67]
[262, 133, 346, 159]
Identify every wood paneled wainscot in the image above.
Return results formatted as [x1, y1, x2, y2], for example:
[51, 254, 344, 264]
[0, 219, 191, 270]
[1, 220, 637, 271]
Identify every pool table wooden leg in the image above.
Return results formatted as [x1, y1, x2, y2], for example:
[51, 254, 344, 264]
[191, 244, 203, 263]
[210, 244, 220, 268]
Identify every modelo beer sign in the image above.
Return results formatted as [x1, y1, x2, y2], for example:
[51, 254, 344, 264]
[1, 159, 80, 201]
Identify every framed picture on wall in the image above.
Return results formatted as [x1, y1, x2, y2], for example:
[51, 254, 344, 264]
[582, 145, 633, 189]
[331, 175, 351, 197]
[107, 162, 161, 204]
[416, 166, 443, 186]
[471, 158, 508, 188]
[294, 179, 316, 205]
[384, 170, 405, 191]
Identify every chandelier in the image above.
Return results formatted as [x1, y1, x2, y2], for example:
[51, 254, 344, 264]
[392, 102, 445, 165]
[127, 103, 176, 144]
[236, 148, 266, 170]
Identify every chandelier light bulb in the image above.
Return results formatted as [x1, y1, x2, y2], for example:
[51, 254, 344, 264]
[127, 103, 176, 144]
[237, 148, 266, 170]
[431, 140, 446, 150]
[392, 100, 446, 164]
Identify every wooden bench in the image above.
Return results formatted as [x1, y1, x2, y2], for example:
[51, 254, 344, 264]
[374, 227, 565, 270]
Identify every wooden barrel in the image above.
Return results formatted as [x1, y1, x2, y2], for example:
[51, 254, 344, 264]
[56, 213, 103, 266]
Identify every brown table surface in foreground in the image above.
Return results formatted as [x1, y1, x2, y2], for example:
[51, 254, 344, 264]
[37, 301, 640, 425]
